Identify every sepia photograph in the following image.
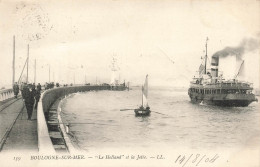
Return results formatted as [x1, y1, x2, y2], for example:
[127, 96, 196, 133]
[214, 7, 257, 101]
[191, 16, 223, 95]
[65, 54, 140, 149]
[0, 0, 259, 167]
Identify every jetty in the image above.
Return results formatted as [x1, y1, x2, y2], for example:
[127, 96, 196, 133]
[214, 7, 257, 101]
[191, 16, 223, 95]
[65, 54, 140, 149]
[0, 36, 128, 153]
[0, 84, 126, 153]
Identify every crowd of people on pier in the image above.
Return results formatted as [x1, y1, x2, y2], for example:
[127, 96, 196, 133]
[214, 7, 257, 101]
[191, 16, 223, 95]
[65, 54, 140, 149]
[12, 82, 60, 120]
[12, 82, 42, 120]
[12, 82, 62, 95]
[11, 81, 126, 120]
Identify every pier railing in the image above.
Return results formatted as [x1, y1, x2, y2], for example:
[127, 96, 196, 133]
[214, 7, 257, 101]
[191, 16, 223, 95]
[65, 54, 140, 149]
[0, 89, 13, 102]
[38, 85, 110, 153]
[37, 93, 56, 154]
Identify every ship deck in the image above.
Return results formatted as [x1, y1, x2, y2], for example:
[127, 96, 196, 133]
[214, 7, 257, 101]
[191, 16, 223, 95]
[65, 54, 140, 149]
[190, 82, 253, 90]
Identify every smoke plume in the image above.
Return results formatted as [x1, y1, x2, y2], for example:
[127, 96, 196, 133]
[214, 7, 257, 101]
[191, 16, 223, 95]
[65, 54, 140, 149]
[213, 38, 259, 58]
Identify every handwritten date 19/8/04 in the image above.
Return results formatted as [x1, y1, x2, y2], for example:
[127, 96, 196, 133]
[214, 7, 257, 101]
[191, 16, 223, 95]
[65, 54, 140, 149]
[175, 154, 219, 167]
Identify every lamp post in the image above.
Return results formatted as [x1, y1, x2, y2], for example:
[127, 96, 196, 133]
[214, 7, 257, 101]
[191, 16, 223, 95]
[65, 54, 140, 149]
[12, 36, 15, 86]
[48, 64, 50, 83]
[26, 44, 29, 83]
[34, 59, 36, 83]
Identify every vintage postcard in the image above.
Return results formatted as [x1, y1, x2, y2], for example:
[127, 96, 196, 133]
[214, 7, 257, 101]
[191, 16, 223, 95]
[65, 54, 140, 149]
[0, 0, 259, 167]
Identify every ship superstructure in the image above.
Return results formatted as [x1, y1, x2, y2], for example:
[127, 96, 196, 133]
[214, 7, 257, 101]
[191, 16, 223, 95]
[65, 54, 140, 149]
[188, 38, 258, 107]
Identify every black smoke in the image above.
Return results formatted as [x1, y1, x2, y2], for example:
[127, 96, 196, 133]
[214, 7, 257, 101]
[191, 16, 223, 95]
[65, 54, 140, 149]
[212, 38, 259, 58]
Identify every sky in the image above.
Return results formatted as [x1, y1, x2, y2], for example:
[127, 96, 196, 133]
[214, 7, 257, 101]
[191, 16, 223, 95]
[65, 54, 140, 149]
[0, 0, 259, 88]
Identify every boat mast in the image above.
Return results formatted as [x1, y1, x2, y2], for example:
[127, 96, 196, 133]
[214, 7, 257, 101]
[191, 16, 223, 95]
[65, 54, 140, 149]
[204, 37, 208, 74]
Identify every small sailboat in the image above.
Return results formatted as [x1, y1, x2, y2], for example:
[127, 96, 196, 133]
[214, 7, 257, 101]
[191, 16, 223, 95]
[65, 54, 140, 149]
[134, 75, 151, 116]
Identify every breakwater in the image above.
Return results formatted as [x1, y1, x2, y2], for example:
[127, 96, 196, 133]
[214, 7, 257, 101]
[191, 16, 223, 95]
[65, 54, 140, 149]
[38, 85, 115, 153]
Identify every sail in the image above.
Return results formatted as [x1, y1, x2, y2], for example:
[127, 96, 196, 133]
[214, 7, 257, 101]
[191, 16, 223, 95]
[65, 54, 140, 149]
[142, 75, 149, 108]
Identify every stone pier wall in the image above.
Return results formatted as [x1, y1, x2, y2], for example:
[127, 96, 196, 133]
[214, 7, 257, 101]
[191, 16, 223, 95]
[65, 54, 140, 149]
[38, 85, 110, 153]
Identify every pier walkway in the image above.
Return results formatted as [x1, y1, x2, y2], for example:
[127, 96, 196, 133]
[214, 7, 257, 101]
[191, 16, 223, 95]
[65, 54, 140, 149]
[0, 85, 123, 153]
[0, 96, 38, 152]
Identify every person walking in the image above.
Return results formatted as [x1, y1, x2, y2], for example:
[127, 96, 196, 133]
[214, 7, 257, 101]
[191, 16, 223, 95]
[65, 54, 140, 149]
[34, 89, 41, 109]
[36, 83, 42, 92]
[21, 83, 27, 99]
[24, 84, 35, 120]
[13, 82, 19, 98]
[32, 83, 36, 90]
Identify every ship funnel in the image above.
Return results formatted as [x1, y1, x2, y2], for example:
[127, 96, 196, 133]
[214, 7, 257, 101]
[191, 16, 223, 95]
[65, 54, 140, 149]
[211, 56, 219, 83]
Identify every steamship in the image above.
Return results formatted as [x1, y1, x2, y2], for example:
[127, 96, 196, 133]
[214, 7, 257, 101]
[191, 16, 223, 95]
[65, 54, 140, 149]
[188, 38, 258, 107]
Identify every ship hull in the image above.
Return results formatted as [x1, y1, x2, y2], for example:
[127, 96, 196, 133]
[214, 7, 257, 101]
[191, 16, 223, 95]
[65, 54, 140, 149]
[134, 109, 151, 116]
[190, 98, 253, 107]
[188, 91, 257, 107]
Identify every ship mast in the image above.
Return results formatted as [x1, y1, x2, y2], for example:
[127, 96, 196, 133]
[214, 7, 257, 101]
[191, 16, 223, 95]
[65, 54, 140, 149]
[204, 37, 209, 74]
[234, 60, 244, 79]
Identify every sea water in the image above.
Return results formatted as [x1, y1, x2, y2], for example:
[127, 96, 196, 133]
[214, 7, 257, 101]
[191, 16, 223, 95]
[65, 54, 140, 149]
[60, 87, 260, 152]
